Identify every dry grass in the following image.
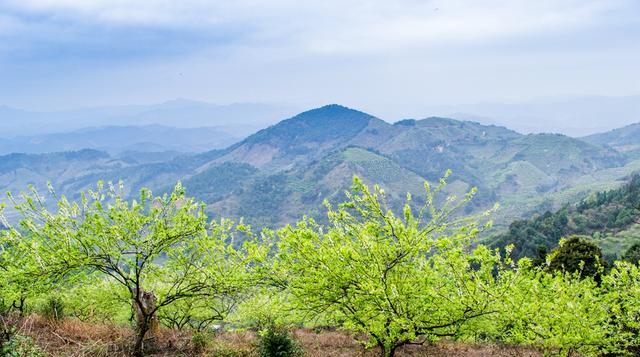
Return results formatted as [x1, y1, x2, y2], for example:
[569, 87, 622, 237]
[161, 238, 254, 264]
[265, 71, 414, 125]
[9, 315, 542, 357]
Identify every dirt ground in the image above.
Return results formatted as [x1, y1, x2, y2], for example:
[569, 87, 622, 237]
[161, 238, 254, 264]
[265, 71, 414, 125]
[11, 315, 542, 357]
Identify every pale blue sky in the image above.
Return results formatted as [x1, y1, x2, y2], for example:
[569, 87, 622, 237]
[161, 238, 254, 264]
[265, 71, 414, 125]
[0, 0, 638, 119]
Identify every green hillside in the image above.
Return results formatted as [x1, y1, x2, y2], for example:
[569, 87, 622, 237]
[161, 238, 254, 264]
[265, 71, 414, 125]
[490, 175, 640, 260]
[1, 105, 638, 232]
[584, 122, 640, 158]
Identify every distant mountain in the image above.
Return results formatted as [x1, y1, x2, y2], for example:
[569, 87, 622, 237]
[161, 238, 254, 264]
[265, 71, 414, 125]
[0, 100, 297, 137]
[0, 125, 239, 155]
[1, 104, 639, 232]
[425, 95, 640, 136]
[211, 105, 383, 170]
[137, 105, 634, 226]
[583, 123, 640, 158]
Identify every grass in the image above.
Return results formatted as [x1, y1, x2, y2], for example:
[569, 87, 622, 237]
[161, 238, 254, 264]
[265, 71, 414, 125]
[8, 315, 543, 357]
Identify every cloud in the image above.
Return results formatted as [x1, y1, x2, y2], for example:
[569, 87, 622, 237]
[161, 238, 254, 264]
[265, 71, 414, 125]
[0, 0, 637, 112]
[1, 0, 632, 55]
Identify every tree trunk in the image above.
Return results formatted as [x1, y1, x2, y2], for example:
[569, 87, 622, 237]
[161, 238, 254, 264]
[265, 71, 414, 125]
[379, 345, 397, 357]
[133, 322, 149, 357]
[132, 289, 160, 357]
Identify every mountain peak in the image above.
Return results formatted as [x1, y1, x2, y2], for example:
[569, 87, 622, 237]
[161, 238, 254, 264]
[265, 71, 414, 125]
[295, 104, 372, 119]
[243, 104, 375, 147]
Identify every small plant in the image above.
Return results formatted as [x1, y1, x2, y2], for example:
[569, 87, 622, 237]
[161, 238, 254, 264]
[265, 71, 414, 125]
[258, 324, 303, 357]
[0, 329, 44, 357]
[41, 296, 65, 322]
[191, 331, 209, 353]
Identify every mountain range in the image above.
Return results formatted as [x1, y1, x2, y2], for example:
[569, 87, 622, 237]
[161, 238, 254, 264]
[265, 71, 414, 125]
[0, 99, 296, 138]
[0, 125, 238, 155]
[1, 104, 639, 231]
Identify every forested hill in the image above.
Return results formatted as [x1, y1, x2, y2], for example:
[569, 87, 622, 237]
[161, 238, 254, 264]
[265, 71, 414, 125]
[1, 104, 640, 229]
[490, 175, 640, 261]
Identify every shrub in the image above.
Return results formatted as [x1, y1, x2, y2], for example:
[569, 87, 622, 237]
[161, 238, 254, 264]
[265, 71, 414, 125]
[548, 235, 605, 282]
[191, 331, 208, 353]
[258, 324, 303, 357]
[41, 297, 65, 322]
[623, 243, 640, 265]
[0, 329, 44, 357]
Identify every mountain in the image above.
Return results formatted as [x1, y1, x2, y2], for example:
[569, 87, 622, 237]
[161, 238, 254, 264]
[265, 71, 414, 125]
[211, 105, 384, 170]
[154, 105, 634, 226]
[0, 125, 239, 155]
[423, 95, 640, 136]
[583, 123, 640, 158]
[1, 104, 639, 231]
[0, 100, 297, 138]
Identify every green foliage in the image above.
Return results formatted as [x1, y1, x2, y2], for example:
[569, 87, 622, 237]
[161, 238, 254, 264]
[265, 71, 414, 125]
[40, 296, 65, 322]
[274, 173, 510, 357]
[182, 162, 258, 203]
[622, 243, 640, 265]
[492, 175, 640, 259]
[257, 324, 303, 357]
[547, 235, 605, 282]
[0, 181, 264, 356]
[4, 174, 640, 357]
[191, 331, 209, 352]
[495, 265, 610, 357]
[0, 330, 44, 357]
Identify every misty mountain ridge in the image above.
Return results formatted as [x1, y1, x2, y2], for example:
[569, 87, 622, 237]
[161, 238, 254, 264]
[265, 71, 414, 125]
[0, 124, 239, 155]
[421, 95, 640, 136]
[1, 103, 639, 230]
[0, 100, 297, 138]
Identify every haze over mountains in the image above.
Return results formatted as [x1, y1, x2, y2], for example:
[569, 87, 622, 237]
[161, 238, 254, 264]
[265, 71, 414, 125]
[0, 103, 638, 229]
[0, 99, 296, 137]
[421, 95, 640, 137]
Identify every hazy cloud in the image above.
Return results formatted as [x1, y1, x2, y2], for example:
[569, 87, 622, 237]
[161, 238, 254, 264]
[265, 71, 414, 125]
[0, 0, 638, 118]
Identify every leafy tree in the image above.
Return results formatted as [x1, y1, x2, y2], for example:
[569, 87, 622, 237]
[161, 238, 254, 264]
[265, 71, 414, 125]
[496, 264, 610, 356]
[274, 173, 510, 357]
[547, 235, 605, 282]
[602, 261, 640, 355]
[622, 243, 640, 265]
[1, 182, 260, 357]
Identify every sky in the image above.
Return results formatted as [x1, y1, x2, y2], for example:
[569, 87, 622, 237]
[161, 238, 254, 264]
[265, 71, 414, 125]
[0, 0, 639, 120]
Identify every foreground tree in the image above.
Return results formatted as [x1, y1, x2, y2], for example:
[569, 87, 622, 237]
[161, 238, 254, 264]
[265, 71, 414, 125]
[275, 174, 511, 357]
[496, 265, 610, 356]
[1, 182, 258, 357]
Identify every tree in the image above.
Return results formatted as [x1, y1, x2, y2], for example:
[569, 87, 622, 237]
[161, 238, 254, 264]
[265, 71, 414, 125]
[1, 182, 259, 357]
[622, 243, 640, 265]
[602, 261, 640, 355]
[547, 235, 605, 282]
[274, 173, 509, 357]
[496, 265, 610, 357]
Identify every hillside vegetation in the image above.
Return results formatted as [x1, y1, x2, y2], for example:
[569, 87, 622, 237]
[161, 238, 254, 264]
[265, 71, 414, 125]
[1, 104, 638, 230]
[2, 177, 640, 357]
[490, 175, 640, 260]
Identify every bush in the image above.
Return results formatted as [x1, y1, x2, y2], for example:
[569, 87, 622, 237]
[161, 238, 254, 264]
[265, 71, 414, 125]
[191, 331, 208, 352]
[258, 324, 303, 357]
[41, 297, 64, 322]
[0, 329, 44, 357]
[548, 235, 605, 282]
[623, 243, 640, 265]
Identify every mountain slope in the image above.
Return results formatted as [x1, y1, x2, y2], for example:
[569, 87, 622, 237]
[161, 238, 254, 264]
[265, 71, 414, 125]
[490, 175, 640, 260]
[0, 104, 638, 232]
[211, 104, 387, 170]
[583, 123, 640, 158]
